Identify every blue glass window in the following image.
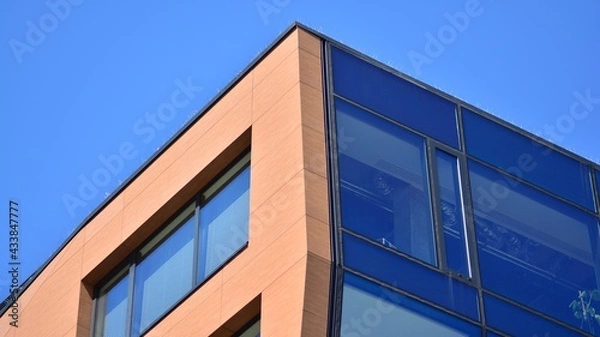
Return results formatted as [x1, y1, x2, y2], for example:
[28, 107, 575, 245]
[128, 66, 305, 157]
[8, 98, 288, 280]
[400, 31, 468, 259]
[132, 213, 195, 335]
[343, 233, 479, 320]
[336, 98, 437, 266]
[463, 109, 595, 210]
[341, 272, 480, 336]
[199, 167, 250, 280]
[93, 272, 129, 337]
[484, 294, 582, 337]
[469, 160, 600, 329]
[435, 150, 470, 277]
[331, 46, 459, 148]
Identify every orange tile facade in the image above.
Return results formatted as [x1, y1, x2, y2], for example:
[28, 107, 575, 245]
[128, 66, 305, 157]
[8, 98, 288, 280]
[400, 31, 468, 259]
[0, 27, 331, 337]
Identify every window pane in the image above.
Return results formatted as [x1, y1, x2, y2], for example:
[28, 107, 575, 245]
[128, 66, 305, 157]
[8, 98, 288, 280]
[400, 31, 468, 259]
[199, 166, 250, 280]
[469, 160, 600, 329]
[94, 273, 129, 337]
[484, 294, 582, 337]
[341, 272, 480, 336]
[332, 47, 459, 148]
[343, 233, 479, 320]
[463, 109, 594, 210]
[436, 151, 469, 277]
[337, 98, 437, 266]
[132, 215, 195, 335]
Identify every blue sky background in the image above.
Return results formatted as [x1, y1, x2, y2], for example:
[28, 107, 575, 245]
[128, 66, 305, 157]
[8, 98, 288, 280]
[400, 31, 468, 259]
[1, 1, 599, 297]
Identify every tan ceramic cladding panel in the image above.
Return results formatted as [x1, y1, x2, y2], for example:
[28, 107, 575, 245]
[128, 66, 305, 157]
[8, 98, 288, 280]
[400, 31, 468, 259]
[0, 27, 331, 337]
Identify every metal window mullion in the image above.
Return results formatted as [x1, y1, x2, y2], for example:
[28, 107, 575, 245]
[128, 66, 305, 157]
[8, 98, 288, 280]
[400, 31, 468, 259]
[458, 155, 486, 326]
[454, 158, 474, 279]
[191, 197, 201, 287]
[456, 105, 467, 154]
[588, 166, 600, 292]
[592, 166, 600, 214]
[324, 41, 345, 337]
[125, 261, 136, 337]
[427, 140, 447, 271]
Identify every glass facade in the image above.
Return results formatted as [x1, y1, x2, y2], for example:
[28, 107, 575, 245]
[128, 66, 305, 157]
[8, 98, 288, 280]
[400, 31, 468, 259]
[336, 98, 436, 266]
[93, 153, 250, 337]
[470, 160, 599, 328]
[463, 109, 595, 211]
[341, 272, 480, 336]
[329, 45, 600, 336]
[331, 46, 459, 148]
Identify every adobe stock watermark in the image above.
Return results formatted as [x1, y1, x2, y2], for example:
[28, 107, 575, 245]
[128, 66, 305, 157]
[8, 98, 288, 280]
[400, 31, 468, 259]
[255, 0, 292, 25]
[473, 89, 599, 213]
[407, 0, 486, 76]
[536, 89, 600, 145]
[7, 200, 20, 328]
[61, 78, 202, 219]
[9, 0, 85, 65]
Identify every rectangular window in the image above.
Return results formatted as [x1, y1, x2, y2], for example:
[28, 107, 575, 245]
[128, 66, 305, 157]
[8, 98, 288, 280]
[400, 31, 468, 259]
[484, 294, 581, 337]
[199, 165, 250, 281]
[93, 269, 130, 337]
[434, 150, 470, 278]
[132, 206, 195, 335]
[331, 46, 460, 148]
[93, 152, 251, 337]
[341, 272, 480, 336]
[336, 98, 437, 266]
[469, 159, 600, 331]
[343, 233, 480, 320]
[462, 108, 595, 210]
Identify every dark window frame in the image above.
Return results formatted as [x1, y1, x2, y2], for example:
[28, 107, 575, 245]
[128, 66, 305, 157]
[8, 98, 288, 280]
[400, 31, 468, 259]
[331, 94, 476, 284]
[91, 150, 251, 337]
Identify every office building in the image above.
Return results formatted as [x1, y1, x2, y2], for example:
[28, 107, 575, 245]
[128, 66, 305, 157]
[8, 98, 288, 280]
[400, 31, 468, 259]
[2, 23, 600, 337]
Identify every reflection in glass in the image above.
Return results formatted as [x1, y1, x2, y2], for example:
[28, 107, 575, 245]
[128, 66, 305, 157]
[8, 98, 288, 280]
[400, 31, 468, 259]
[94, 273, 129, 337]
[343, 233, 480, 320]
[469, 160, 600, 330]
[336, 98, 437, 266]
[132, 215, 195, 335]
[331, 46, 459, 148]
[435, 151, 469, 277]
[484, 294, 581, 337]
[341, 272, 480, 336]
[463, 109, 594, 210]
[199, 167, 250, 280]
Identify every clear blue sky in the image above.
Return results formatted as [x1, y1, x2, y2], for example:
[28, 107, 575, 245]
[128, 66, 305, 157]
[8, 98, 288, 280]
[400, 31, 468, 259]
[1, 1, 599, 296]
